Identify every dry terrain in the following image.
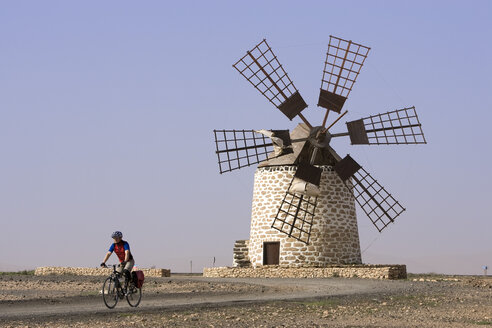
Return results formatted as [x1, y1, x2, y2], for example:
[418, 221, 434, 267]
[0, 273, 490, 327]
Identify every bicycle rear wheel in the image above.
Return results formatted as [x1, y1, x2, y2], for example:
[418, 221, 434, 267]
[126, 285, 142, 307]
[102, 277, 119, 309]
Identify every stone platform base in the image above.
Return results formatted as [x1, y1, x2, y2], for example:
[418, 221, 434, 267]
[203, 265, 406, 280]
[34, 266, 170, 277]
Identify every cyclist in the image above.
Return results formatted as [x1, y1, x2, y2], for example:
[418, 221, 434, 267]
[100, 231, 134, 291]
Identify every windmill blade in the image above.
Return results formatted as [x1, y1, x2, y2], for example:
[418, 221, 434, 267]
[271, 180, 318, 244]
[214, 129, 294, 174]
[271, 163, 322, 244]
[233, 39, 309, 122]
[334, 155, 405, 232]
[339, 106, 427, 145]
[318, 35, 370, 113]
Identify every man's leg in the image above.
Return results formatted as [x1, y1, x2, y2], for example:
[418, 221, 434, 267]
[114, 264, 124, 290]
[123, 260, 135, 290]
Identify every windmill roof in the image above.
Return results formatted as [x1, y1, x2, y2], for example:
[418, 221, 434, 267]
[257, 124, 309, 167]
[258, 123, 342, 167]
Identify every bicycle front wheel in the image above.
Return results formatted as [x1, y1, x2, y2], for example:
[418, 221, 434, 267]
[102, 277, 119, 309]
[126, 285, 142, 307]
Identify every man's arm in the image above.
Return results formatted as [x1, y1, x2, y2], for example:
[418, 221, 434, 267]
[101, 252, 112, 266]
[123, 242, 131, 263]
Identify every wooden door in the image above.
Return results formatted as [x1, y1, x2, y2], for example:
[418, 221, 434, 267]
[263, 242, 280, 265]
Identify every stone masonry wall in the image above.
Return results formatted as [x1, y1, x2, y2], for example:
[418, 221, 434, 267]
[34, 267, 170, 277]
[248, 166, 361, 267]
[204, 265, 407, 280]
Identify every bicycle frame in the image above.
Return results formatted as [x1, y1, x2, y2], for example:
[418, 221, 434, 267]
[111, 265, 125, 292]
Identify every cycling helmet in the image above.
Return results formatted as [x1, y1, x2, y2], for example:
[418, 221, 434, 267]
[111, 231, 123, 239]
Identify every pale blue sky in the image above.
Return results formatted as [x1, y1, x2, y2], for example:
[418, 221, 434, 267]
[1, 1, 491, 274]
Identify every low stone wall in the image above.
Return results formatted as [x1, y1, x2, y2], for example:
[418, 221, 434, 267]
[203, 265, 406, 280]
[34, 267, 170, 277]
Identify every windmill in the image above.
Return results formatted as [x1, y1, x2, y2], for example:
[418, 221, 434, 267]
[213, 36, 426, 266]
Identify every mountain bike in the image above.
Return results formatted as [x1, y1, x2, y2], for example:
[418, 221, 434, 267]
[101, 264, 142, 309]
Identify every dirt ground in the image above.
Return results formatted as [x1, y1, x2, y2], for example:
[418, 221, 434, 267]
[0, 273, 491, 327]
[0, 274, 270, 301]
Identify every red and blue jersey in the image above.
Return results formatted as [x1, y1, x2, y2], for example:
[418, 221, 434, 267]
[109, 240, 133, 263]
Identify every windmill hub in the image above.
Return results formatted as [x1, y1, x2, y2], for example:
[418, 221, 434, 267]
[214, 36, 426, 267]
[308, 126, 331, 149]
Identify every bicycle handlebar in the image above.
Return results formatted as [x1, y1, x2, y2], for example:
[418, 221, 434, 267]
[100, 264, 119, 273]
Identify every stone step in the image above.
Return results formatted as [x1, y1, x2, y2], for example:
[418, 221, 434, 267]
[233, 239, 250, 268]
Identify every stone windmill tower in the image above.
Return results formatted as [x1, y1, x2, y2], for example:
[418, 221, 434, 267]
[213, 36, 426, 268]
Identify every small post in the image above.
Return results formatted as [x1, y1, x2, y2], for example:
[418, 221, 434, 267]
[190, 260, 193, 274]
[213, 257, 216, 268]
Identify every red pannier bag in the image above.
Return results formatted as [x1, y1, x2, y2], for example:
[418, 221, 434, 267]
[132, 270, 145, 288]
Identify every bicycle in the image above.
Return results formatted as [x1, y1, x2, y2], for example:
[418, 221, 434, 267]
[101, 264, 142, 309]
